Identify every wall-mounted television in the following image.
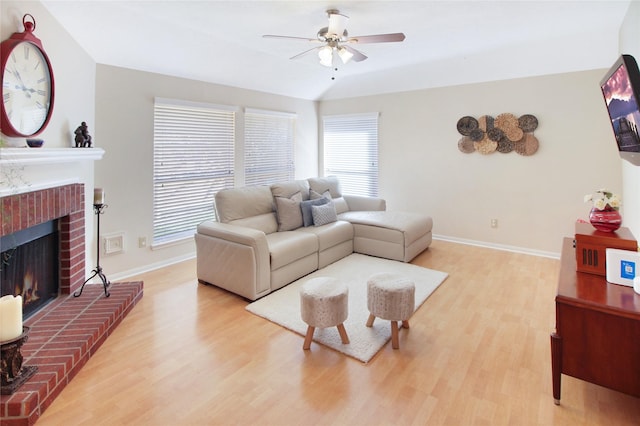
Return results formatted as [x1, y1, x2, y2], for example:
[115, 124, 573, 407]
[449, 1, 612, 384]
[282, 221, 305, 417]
[600, 54, 640, 166]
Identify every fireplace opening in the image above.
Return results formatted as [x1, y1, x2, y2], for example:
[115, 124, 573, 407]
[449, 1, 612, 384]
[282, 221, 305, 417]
[1, 220, 60, 320]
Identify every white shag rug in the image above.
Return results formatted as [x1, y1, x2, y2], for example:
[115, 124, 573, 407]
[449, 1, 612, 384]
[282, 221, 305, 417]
[246, 253, 448, 363]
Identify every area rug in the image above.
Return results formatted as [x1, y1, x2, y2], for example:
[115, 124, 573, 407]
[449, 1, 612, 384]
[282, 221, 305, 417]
[246, 253, 448, 363]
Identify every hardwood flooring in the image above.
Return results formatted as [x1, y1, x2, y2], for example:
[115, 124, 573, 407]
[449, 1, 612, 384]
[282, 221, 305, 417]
[37, 240, 640, 425]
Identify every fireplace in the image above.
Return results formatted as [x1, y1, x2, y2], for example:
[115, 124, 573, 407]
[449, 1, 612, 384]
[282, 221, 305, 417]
[0, 184, 86, 296]
[1, 221, 59, 319]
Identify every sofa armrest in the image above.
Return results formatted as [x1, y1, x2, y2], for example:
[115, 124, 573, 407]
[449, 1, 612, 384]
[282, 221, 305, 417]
[343, 195, 386, 212]
[195, 221, 271, 300]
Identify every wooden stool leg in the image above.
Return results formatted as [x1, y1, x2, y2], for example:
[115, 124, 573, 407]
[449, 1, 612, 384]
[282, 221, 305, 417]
[391, 321, 400, 349]
[303, 326, 315, 350]
[336, 323, 350, 344]
[401, 320, 410, 329]
[366, 313, 376, 327]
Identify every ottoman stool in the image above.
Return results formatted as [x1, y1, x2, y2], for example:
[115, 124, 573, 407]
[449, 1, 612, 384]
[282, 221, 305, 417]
[366, 273, 415, 349]
[300, 277, 350, 350]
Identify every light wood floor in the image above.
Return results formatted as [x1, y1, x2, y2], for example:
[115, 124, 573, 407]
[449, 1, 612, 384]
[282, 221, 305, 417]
[38, 240, 640, 425]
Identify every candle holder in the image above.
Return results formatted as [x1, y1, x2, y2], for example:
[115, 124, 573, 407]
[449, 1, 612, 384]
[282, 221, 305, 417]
[1, 326, 38, 395]
[74, 203, 111, 298]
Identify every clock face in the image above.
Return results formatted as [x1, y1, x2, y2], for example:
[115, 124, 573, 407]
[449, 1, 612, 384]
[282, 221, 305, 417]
[2, 41, 53, 136]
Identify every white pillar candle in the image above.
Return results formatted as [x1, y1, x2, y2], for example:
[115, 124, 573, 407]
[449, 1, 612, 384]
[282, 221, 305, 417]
[94, 188, 105, 205]
[0, 295, 23, 342]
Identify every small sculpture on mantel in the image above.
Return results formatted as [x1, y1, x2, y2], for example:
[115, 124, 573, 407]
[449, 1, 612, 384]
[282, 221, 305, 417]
[74, 122, 93, 148]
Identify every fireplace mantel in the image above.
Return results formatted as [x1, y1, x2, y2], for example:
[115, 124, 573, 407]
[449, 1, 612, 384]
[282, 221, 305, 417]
[0, 147, 104, 165]
[0, 147, 105, 198]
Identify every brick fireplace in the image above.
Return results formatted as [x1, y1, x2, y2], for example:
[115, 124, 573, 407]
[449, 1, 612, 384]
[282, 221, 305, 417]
[0, 179, 143, 424]
[1, 184, 86, 296]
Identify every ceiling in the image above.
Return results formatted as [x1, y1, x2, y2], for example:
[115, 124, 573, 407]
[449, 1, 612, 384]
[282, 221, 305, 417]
[40, 1, 632, 101]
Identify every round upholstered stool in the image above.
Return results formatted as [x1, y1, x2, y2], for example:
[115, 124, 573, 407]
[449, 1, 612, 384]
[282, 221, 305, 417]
[366, 273, 415, 349]
[300, 277, 349, 350]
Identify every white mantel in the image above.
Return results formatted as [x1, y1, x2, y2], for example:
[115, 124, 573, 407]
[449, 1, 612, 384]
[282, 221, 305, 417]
[0, 147, 105, 197]
[0, 147, 104, 165]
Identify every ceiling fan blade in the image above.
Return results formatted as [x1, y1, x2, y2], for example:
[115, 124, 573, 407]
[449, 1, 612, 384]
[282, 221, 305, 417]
[327, 12, 349, 36]
[263, 34, 318, 42]
[342, 45, 367, 62]
[289, 46, 321, 60]
[348, 33, 406, 44]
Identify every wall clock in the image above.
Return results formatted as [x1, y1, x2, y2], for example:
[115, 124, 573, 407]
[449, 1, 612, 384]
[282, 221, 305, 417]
[1, 14, 55, 138]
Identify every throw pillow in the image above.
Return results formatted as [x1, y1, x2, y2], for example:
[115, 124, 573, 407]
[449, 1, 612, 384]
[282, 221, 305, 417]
[274, 191, 303, 231]
[310, 189, 332, 201]
[300, 197, 330, 227]
[312, 201, 337, 226]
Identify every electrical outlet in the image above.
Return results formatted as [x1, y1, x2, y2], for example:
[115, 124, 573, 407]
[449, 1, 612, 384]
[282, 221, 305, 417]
[491, 219, 498, 228]
[138, 237, 147, 248]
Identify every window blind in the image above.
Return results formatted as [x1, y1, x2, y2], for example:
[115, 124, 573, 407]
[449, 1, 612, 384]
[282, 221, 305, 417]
[323, 113, 379, 197]
[244, 108, 296, 186]
[153, 98, 236, 245]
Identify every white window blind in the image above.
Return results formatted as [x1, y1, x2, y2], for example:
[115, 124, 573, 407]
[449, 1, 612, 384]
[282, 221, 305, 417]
[323, 113, 379, 197]
[244, 108, 296, 186]
[153, 98, 236, 245]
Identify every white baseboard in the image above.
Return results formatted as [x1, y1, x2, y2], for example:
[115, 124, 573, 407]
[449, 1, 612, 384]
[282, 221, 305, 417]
[433, 234, 560, 259]
[102, 252, 197, 283]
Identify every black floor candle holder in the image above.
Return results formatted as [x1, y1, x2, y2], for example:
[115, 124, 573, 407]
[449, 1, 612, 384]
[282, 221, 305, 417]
[74, 203, 110, 298]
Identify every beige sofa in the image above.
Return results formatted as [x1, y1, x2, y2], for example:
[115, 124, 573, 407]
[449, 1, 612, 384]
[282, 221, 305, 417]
[195, 176, 433, 300]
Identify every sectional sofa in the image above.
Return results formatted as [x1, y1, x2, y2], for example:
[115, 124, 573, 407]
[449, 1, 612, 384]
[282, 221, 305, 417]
[195, 176, 433, 300]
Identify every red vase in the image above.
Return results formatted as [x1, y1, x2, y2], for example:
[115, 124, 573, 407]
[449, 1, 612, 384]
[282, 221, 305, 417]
[589, 207, 622, 232]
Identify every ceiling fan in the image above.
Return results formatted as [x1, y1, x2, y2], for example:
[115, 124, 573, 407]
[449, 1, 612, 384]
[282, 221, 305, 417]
[263, 9, 405, 67]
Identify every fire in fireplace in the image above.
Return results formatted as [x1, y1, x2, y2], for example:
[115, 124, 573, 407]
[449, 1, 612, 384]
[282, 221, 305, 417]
[0, 220, 59, 319]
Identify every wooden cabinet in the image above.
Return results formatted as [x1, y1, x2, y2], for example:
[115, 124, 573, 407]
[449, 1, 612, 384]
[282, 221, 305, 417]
[551, 238, 640, 404]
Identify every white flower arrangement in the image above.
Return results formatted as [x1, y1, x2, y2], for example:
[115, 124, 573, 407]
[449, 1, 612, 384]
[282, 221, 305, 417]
[584, 188, 621, 211]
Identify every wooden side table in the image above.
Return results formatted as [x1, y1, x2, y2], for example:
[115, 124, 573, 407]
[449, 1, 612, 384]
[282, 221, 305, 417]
[551, 238, 640, 404]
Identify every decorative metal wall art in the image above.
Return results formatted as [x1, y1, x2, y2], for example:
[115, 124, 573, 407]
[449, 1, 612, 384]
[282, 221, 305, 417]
[456, 114, 539, 156]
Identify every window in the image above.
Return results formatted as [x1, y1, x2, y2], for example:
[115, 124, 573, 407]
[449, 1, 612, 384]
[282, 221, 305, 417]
[153, 98, 236, 245]
[322, 113, 379, 196]
[244, 108, 296, 186]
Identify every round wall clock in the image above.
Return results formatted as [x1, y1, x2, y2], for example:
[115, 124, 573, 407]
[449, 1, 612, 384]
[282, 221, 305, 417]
[1, 14, 55, 138]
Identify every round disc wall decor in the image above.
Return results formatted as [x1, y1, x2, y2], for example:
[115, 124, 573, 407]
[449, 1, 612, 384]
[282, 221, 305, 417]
[457, 116, 479, 135]
[455, 113, 539, 156]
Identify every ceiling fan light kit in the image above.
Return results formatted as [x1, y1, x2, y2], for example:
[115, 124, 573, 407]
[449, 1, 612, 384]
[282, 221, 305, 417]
[263, 9, 405, 70]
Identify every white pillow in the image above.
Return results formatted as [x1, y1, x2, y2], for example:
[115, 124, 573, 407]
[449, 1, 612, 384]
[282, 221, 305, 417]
[274, 192, 303, 231]
[312, 201, 337, 226]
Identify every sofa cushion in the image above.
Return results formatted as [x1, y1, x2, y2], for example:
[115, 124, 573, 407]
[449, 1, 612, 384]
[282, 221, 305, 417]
[228, 213, 278, 234]
[300, 197, 330, 227]
[271, 180, 310, 200]
[266, 231, 318, 270]
[215, 185, 274, 223]
[312, 201, 338, 226]
[308, 176, 342, 198]
[298, 220, 354, 251]
[274, 191, 303, 231]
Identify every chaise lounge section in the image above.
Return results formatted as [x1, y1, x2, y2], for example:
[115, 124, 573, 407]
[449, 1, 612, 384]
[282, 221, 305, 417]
[195, 176, 432, 300]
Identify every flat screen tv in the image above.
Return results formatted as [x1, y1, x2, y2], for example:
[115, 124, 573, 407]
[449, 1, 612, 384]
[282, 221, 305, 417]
[600, 54, 640, 166]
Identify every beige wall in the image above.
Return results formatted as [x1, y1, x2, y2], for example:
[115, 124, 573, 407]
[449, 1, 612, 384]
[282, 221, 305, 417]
[620, 1, 640, 240]
[94, 65, 318, 279]
[320, 70, 622, 256]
